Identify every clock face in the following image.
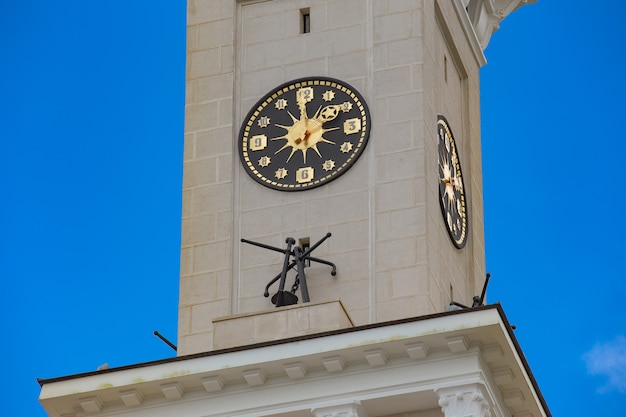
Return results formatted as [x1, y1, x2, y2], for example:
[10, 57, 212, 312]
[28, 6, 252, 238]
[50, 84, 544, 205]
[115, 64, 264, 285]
[238, 77, 371, 191]
[437, 115, 468, 249]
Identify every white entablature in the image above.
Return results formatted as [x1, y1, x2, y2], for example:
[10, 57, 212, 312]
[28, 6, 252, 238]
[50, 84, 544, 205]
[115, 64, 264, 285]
[38, 306, 549, 417]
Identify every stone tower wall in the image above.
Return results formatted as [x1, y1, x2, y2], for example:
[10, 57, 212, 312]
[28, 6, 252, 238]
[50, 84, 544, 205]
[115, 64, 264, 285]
[179, 0, 485, 356]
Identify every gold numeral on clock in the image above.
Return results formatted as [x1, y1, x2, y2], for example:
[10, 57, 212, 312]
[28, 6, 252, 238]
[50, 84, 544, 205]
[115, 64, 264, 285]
[275, 98, 288, 110]
[275, 168, 288, 180]
[297, 87, 314, 102]
[258, 156, 271, 167]
[250, 134, 267, 151]
[340, 141, 354, 153]
[343, 118, 361, 134]
[296, 167, 314, 183]
[322, 90, 335, 102]
[257, 116, 271, 128]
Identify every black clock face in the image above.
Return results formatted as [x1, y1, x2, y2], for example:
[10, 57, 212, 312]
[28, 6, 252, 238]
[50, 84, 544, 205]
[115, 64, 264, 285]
[437, 115, 468, 249]
[238, 77, 371, 191]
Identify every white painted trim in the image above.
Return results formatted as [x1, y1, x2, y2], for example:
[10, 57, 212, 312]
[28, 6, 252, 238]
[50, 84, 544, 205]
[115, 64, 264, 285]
[39, 308, 549, 417]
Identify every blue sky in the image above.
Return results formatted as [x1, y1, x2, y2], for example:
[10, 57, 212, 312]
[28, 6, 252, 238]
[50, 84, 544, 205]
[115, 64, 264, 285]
[1, 1, 625, 416]
[482, 1, 626, 413]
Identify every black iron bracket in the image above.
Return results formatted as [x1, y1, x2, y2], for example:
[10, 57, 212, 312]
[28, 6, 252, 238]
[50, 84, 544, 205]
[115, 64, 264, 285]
[449, 272, 492, 309]
[241, 233, 337, 307]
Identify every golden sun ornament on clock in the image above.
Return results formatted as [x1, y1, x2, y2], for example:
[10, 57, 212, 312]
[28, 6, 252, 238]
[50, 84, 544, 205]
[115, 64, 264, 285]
[437, 115, 468, 249]
[238, 77, 371, 191]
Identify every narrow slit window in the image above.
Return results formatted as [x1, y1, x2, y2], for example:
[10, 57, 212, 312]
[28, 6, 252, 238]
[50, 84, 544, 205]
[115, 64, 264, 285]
[444, 55, 448, 83]
[301, 8, 311, 33]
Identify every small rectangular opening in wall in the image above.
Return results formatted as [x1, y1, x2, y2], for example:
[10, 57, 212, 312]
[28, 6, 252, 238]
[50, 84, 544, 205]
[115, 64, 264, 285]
[444, 55, 448, 83]
[301, 8, 310, 34]
[299, 237, 310, 266]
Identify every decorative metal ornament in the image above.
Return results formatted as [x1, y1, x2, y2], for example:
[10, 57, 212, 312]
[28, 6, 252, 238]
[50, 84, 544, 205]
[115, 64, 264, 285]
[241, 233, 337, 307]
[437, 115, 468, 249]
[238, 77, 371, 191]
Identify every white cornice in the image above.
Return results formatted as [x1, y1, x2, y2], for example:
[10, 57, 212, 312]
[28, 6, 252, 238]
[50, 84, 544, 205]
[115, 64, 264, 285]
[39, 306, 549, 417]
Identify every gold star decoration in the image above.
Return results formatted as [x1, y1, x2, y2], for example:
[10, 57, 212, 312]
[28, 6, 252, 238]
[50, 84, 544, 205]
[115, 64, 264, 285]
[275, 98, 288, 110]
[258, 156, 271, 167]
[258, 116, 271, 128]
[340, 142, 353, 153]
[275, 168, 288, 179]
[341, 101, 353, 112]
[322, 90, 336, 102]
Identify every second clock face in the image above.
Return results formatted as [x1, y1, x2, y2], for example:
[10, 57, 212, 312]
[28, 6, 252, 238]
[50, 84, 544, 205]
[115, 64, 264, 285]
[238, 77, 371, 191]
[437, 115, 468, 249]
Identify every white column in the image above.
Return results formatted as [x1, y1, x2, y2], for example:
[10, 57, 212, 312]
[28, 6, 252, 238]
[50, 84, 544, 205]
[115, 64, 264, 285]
[311, 401, 368, 417]
[436, 383, 492, 417]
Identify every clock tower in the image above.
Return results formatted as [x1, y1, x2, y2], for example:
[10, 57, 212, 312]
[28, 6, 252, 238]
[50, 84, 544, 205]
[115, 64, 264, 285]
[179, 0, 529, 355]
[39, 2, 552, 417]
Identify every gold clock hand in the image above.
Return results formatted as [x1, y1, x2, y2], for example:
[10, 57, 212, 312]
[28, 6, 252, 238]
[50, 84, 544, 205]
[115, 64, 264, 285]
[298, 99, 308, 122]
[293, 98, 309, 145]
[315, 105, 341, 123]
[295, 104, 341, 146]
[296, 88, 313, 122]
